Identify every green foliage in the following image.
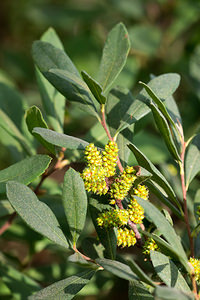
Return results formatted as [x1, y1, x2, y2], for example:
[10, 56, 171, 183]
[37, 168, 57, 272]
[62, 168, 87, 245]
[0, 11, 200, 300]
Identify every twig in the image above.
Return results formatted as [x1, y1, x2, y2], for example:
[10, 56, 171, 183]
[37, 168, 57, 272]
[0, 212, 17, 236]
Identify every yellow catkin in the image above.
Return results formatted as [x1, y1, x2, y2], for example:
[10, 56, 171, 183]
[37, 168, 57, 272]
[128, 185, 149, 223]
[82, 166, 108, 195]
[109, 166, 137, 202]
[128, 198, 144, 224]
[143, 238, 159, 255]
[102, 141, 118, 177]
[132, 184, 149, 200]
[97, 209, 129, 228]
[189, 257, 200, 283]
[117, 228, 137, 248]
[84, 143, 102, 167]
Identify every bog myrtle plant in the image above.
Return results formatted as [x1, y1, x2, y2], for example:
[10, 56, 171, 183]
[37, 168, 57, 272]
[0, 22, 200, 299]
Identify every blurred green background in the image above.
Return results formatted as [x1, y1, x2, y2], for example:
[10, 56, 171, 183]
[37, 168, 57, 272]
[1, 0, 200, 299]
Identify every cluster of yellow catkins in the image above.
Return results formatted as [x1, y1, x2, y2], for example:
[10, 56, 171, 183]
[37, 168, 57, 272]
[82, 141, 149, 248]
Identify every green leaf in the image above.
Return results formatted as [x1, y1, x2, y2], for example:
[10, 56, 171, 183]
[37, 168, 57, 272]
[154, 286, 194, 300]
[185, 134, 200, 190]
[129, 281, 154, 300]
[33, 127, 89, 150]
[149, 101, 181, 161]
[6, 181, 69, 248]
[0, 263, 40, 300]
[150, 251, 190, 292]
[0, 200, 14, 217]
[25, 106, 55, 154]
[89, 197, 117, 259]
[127, 259, 155, 287]
[138, 73, 181, 103]
[41, 27, 64, 50]
[97, 23, 130, 93]
[81, 70, 106, 104]
[136, 198, 187, 264]
[28, 269, 95, 300]
[62, 168, 87, 245]
[32, 41, 99, 119]
[139, 81, 178, 130]
[32, 40, 80, 77]
[0, 109, 33, 156]
[128, 143, 181, 210]
[0, 154, 51, 194]
[47, 68, 99, 119]
[96, 258, 138, 281]
[36, 28, 66, 133]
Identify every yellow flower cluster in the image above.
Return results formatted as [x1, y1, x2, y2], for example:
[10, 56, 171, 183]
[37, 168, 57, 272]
[82, 166, 108, 195]
[109, 166, 137, 202]
[128, 185, 149, 224]
[117, 228, 136, 247]
[81, 141, 118, 195]
[143, 238, 159, 255]
[84, 143, 102, 167]
[102, 141, 118, 177]
[82, 141, 150, 248]
[189, 257, 200, 283]
[97, 209, 129, 228]
[82, 142, 118, 195]
[133, 184, 149, 200]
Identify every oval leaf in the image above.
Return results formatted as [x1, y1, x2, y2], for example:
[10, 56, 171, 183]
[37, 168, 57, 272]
[6, 181, 69, 248]
[0, 155, 52, 194]
[28, 269, 95, 300]
[97, 23, 130, 92]
[62, 168, 87, 245]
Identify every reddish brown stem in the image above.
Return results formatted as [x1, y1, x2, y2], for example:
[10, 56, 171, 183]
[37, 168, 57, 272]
[0, 212, 17, 235]
[101, 107, 113, 141]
